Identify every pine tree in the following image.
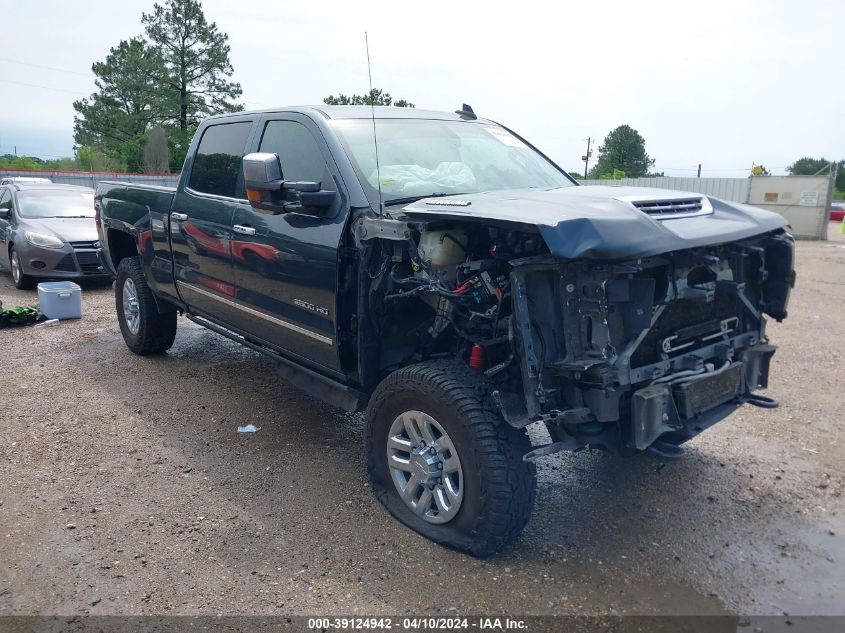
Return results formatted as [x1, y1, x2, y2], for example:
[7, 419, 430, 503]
[142, 0, 243, 132]
[323, 88, 414, 107]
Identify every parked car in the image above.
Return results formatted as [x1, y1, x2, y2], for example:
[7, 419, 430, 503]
[829, 201, 845, 222]
[95, 105, 795, 556]
[0, 183, 109, 289]
[0, 176, 52, 185]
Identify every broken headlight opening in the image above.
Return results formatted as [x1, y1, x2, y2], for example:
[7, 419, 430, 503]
[359, 216, 795, 461]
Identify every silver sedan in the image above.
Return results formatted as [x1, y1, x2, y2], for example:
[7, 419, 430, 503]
[0, 183, 109, 289]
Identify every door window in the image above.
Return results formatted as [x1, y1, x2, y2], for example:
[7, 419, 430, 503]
[258, 120, 332, 192]
[188, 121, 253, 199]
[0, 189, 11, 212]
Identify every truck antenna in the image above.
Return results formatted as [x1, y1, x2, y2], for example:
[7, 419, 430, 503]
[365, 31, 384, 214]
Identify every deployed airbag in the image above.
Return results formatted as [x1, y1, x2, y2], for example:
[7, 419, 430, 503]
[369, 162, 476, 196]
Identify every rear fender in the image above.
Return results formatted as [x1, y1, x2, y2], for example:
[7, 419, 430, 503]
[105, 225, 178, 315]
[98, 184, 182, 312]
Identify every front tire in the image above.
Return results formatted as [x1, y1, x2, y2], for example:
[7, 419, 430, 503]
[115, 256, 177, 355]
[10, 246, 34, 290]
[367, 360, 536, 556]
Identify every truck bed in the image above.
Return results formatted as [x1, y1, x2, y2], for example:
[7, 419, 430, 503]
[97, 181, 176, 217]
[96, 181, 178, 291]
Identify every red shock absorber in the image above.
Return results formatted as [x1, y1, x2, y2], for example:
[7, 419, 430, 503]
[469, 344, 485, 371]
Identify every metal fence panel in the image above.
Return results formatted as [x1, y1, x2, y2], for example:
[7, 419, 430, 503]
[579, 175, 835, 239]
[580, 177, 750, 203]
[0, 169, 180, 190]
[747, 175, 832, 240]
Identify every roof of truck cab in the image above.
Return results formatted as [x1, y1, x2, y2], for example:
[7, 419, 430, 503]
[206, 105, 492, 123]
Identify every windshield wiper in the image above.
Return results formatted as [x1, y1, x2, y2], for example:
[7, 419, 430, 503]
[383, 192, 466, 207]
[54, 215, 93, 218]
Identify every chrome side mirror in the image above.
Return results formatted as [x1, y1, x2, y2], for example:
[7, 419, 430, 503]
[242, 152, 332, 215]
[243, 152, 283, 188]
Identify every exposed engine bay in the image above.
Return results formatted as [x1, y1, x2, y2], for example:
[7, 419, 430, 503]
[353, 214, 795, 459]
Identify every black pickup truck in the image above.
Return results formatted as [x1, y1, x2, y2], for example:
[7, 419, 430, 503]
[96, 105, 795, 555]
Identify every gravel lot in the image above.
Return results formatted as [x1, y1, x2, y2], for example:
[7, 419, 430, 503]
[1, 225, 843, 619]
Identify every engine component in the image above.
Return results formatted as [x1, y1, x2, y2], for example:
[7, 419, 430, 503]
[469, 344, 486, 371]
[417, 230, 467, 270]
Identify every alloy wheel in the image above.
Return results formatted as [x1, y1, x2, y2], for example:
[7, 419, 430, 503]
[10, 250, 21, 285]
[386, 410, 464, 524]
[122, 278, 141, 335]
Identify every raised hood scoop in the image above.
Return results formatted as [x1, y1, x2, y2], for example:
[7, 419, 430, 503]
[399, 185, 787, 261]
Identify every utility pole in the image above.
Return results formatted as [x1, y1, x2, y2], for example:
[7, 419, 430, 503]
[582, 137, 592, 179]
[697, 164, 701, 178]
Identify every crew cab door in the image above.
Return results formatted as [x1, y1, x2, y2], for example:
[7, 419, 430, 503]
[170, 119, 255, 323]
[231, 114, 349, 371]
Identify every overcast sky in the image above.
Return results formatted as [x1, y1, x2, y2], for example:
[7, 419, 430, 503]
[0, 0, 842, 176]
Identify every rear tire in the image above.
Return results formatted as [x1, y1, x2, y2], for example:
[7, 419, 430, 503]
[115, 256, 176, 355]
[366, 360, 536, 556]
[10, 246, 34, 290]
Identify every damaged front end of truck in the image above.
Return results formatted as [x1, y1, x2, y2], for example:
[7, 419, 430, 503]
[496, 229, 794, 460]
[355, 188, 796, 461]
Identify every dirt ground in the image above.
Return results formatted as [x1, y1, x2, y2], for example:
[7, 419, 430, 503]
[1, 225, 843, 619]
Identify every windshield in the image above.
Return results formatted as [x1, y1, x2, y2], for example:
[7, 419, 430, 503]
[332, 119, 573, 204]
[17, 190, 95, 218]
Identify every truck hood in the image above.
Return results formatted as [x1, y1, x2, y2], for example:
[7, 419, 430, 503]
[22, 217, 99, 243]
[399, 185, 788, 260]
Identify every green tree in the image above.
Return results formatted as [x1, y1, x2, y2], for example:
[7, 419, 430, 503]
[0, 155, 42, 171]
[165, 127, 194, 173]
[787, 157, 845, 192]
[75, 146, 127, 172]
[598, 168, 627, 180]
[74, 0, 242, 172]
[142, 0, 243, 133]
[323, 88, 414, 107]
[0, 149, 127, 172]
[40, 157, 78, 171]
[142, 127, 171, 173]
[587, 125, 655, 179]
[73, 38, 167, 171]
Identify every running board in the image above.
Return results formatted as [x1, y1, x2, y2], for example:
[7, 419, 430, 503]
[186, 314, 366, 412]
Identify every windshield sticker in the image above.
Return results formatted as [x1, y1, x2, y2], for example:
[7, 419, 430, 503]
[484, 127, 525, 148]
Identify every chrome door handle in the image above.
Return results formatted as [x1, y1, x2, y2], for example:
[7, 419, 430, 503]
[233, 224, 256, 236]
[171, 212, 188, 221]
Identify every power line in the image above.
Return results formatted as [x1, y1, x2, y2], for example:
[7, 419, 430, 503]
[1, 56, 272, 108]
[0, 78, 89, 96]
[0, 57, 92, 77]
[0, 144, 75, 159]
[1, 77, 271, 110]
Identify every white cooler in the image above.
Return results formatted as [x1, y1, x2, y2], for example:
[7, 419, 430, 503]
[37, 281, 82, 320]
